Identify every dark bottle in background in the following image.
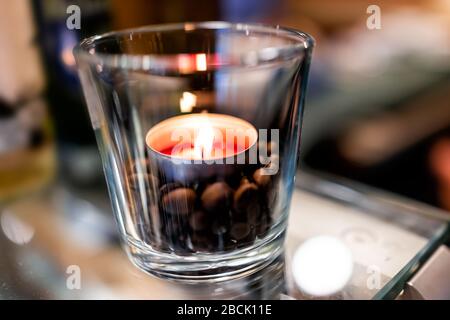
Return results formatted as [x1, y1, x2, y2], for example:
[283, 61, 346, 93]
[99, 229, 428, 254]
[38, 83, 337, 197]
[32, 0, 112, 186]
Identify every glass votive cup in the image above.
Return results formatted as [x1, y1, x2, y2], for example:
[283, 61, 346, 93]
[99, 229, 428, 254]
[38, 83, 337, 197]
[74, 22, 313, 281]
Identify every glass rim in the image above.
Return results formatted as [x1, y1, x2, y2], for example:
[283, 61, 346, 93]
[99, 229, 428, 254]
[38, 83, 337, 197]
[74, 21, 315, 72]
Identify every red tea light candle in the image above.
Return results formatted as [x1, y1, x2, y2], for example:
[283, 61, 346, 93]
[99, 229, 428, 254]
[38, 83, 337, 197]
[145, 113, 258, 181]
[147, 113, 257, 161]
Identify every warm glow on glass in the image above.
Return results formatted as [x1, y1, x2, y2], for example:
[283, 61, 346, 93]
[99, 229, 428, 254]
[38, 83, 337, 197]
[178, 54, 192, 74]
[196, 53, 207, 71]
[179, 92, 197, 113]
[184, 23, 195, 31]
[61, 48, 76, 68]
[194, 116, 215, 158]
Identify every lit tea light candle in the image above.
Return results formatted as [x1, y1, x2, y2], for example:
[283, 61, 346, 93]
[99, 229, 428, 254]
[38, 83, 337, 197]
[146, 113, 258, 162]
[139, 111, 277, 254]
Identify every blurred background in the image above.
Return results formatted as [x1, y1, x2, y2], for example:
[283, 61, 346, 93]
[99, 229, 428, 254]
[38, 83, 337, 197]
[1, 0, 449, 210]
[0, 0, 449, 299]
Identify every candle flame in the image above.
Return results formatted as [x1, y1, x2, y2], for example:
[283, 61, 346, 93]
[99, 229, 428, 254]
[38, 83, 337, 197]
[179, 92, 197, 112]
[194, 115, 215, 158]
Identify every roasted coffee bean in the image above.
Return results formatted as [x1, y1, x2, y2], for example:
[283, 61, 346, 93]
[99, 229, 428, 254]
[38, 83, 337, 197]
[252, 168, 272, 190]
[233, 182, 261, 221]
[189, 210, 210, 231]
[233, 183, 262, 224]
[240, 176, 251, 185]
[230, 223, 251, 241]
[160, 182, 183, 195]
[161, 188, 196, 215]
[201, 182, 234, 213]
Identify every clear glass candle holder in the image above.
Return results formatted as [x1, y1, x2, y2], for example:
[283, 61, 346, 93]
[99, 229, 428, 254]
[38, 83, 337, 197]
[74, 22, 313, 281]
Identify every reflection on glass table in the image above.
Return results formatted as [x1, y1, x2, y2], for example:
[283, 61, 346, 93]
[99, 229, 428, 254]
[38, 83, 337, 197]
[0, 172, 448, 299]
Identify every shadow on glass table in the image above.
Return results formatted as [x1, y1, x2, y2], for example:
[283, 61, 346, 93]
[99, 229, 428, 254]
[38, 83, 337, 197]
[0, 172, 448, 299]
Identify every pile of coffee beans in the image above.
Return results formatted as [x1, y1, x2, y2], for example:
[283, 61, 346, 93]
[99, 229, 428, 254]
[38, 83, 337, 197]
[128, 141, 280, 254]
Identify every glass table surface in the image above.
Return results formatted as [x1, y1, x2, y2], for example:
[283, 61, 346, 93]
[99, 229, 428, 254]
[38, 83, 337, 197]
[0, 172, 448, 299]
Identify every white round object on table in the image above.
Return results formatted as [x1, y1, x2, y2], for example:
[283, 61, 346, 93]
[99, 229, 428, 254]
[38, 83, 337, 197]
[292, 235, 354, 297]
